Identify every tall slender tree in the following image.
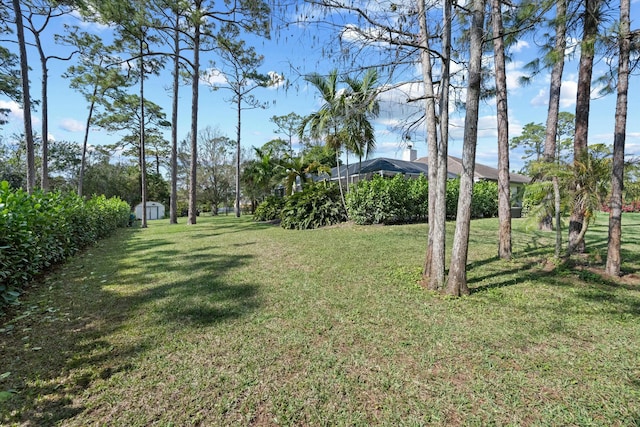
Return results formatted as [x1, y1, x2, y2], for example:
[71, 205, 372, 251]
[543, 0, 568, 239]
[271, 113, 303, 156]
[605, 0, 630, 276]
[569, 0, 603, 254]
[427, 0, 453, 291]
[446, 0, 485, 296]
[211, 35, 274, 217]
[62, 32, 126, 197]
[11, 0, 35, 193]
[417, 0, 441, 286]
[23, 0, 76, 190]
[491, 0, 512, 260]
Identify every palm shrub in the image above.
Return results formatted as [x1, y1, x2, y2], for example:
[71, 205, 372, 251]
[0, 181, 130, 309]
[253, 196, 286, 221]
[280, 183, 347, 230]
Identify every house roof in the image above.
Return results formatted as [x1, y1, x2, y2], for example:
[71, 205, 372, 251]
[414, 155, 531, 184]
[319, 157, 457, 180]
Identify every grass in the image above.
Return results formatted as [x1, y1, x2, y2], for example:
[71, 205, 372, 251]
[1, 213, 639, 426]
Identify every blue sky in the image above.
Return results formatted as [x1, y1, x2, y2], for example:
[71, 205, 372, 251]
[1, 2, 639, 174]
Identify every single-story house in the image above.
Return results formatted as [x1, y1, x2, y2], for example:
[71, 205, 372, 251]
[414, 155, 531, 185]
[316, 157, 457, 185]
[135, 201, 165, 220]
[414, 154, 531, 215]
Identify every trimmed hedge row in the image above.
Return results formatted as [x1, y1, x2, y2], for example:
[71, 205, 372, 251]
[0, 181, 130, 308]
[346, 175, 499, 225]
[254, 176, 500, 228]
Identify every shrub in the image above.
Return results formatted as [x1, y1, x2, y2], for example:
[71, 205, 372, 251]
[0, 182, 130, 310]
[280, 183, 347, 230]
[346, 176, 499, 225]
[471, 180, 499, 219]
[346, 174, 429, 225]
[253, 196, 286, 222]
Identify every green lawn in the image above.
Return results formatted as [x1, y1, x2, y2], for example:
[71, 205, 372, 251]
[1, 214, 639, 425]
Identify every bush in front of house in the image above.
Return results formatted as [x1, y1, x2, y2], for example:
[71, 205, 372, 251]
[346, 175, 499, 225]
[253, 196, 286, 222]
[280, 183, 347, 230]
[0, 181, 130, 309]
[346, 174, 429, 225]
[471, 180, 499, 219]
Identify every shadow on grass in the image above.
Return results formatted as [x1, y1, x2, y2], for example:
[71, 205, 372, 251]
[0, 221, 260, 426]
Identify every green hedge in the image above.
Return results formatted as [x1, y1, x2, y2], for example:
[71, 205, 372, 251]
[280, 183, 347, 230]
[345, 174, 428, 225]
[0, 181, 130, 309]
[345, 176, 499, 225]
[253, 196, 286, 222]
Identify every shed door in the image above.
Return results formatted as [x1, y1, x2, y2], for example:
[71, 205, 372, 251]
[146, 206, 159, 220]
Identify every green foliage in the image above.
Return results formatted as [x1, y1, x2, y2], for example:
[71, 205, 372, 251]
[0, 182, 129, 310]
[280, 183, 347, 230]
[346, 176, 498, 225]
[346, 175, 428, 225]
[471, 180, 499, 219]
[253, 196, 285, 221]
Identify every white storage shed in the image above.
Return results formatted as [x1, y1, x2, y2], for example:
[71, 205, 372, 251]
[135, 201, 165, 220]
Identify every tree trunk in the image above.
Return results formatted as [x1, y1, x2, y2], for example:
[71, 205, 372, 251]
[553, 176, 562, 257]
[605, 0, 629, 276]
[235, 96, 241, 218]
[417, 0, 439, 286]
[188, 10, 201, 225]
[12, 0, 35, 194]
[446, 0, 484, 296]
[169, 10, 180, 224]
[39, 46, 49, 190]
[430, 0, 452, 291]
[569, 0, 601, 253]
[139, 36, 147, 229]
[542, 0, 567, 233]
[491, 0, 512, 260]
[78, 95, 96, 197]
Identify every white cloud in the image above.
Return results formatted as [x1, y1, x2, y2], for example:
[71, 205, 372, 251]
[511, 40, 529, 53]
[59, 118, 85, 132]
[529, 79, 577, 108]
[70, 9, 111, 32]
[201, 68, 227, 86]
[560, 80, 577, 107]
[0, 99, 24, 121]
[530, 88, 548, 107]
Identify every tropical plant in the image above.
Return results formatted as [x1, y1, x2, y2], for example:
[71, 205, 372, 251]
[253, 195, 285, 222]
[280, 183, 346, 230]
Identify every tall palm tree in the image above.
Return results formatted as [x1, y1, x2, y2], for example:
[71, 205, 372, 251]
[298, 69, 347, 206]
[342, 68, 380, 171]
[299, 68, 380, 208]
